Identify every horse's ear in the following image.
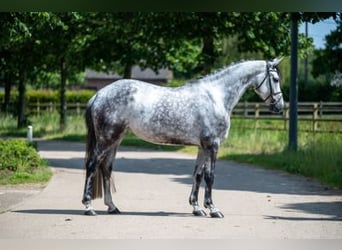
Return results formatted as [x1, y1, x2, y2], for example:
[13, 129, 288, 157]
[271, 57, 284, 66]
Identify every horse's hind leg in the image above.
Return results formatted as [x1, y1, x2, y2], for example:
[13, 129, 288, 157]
[82, 140, 122, 215]
[102, 146, 120, 214]
[82, 150, 99, 216]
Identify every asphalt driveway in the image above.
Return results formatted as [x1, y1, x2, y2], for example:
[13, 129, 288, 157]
[0, 140, 341, 238]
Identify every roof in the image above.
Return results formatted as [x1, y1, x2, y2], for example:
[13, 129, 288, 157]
[85, 66, 173, 80]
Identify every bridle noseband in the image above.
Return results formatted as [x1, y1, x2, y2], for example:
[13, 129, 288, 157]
[255, 62, 282, 104]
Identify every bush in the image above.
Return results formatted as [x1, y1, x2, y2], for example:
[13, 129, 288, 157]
[0, 139, 42, 173]
[0, 139, 52, 185]
[0, 89, 96, 105]
[65, 89, 96, 103]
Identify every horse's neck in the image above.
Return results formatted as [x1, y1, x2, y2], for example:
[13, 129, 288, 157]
[224, 80, 251, 114]
[202, 61, 265, 114]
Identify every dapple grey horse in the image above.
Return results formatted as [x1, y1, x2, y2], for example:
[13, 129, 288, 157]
[82, 59, 284, 218]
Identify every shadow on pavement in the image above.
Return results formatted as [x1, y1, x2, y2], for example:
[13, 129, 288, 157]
[13, 209, 192, 217]
[45, 155, 339, 197]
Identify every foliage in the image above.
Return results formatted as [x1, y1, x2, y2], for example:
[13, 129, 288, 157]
[330, 71, 342, 88]
[80, 13, 201, 77]
[64, 89, 96, 103]
[0, 139, 52, 185]
[31, 71, 86, 89]
[0, 12, 54, 127]
[0, 89, 95, 104]
[297, 79, 342, 101]
[0, 12, 88, 129]
[0, 139, 39, 172]
[231, 13, 291, 58]
[312, 19, 342, 80]
[25, 90, 59, 103]
[80, 12, 314, 78]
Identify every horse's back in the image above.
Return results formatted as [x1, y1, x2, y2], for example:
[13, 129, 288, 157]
[88, 79, 226, 146]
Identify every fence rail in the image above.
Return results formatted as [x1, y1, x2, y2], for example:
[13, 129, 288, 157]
[27, 101, 342, 133]
[28, 102, 87, 115]
[232, 101, 342, 133]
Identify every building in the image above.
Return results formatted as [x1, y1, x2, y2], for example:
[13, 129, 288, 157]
[85, 66, 173, 90]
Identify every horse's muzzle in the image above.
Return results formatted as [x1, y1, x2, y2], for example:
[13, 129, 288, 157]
[269, 97, 284, 113]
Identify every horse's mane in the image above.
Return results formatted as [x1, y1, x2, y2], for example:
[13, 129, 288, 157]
[184, 59, 282, 86]
[185, 59, 255, 85]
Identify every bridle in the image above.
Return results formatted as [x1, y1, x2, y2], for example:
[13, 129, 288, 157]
[255, 62, 282, 105]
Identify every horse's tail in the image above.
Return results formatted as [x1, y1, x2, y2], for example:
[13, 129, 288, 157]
[84, 95, 103, 199]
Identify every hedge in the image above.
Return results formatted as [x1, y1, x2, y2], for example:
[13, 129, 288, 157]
[0, 89, 96, 105]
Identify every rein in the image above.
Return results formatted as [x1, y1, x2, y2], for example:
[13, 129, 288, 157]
[255, 62, 282, 104]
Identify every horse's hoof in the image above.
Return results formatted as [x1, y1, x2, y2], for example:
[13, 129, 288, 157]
[193, 209, 207, 216]
[210, 211, 224, 218]
[108, 207, 121, 214]
[84, 209, 97, 216]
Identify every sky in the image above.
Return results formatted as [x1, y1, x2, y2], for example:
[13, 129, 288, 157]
[299, 18, 338, 49]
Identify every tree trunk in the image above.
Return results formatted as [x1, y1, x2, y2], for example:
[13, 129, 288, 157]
[17, 69, 26, 129]
[2, 73, 11, 114]
[60, 57, 67, 131]
[196, 35, 216, 75]
[123, 63, 132, 79]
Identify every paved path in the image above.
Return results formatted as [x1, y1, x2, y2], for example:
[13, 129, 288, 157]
[0, 140, 341, 238]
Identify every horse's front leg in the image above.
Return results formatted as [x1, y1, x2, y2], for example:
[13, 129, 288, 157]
[203, 142, 224, 218]
[189, 148, 207, 216]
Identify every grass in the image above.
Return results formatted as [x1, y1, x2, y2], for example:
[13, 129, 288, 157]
[0, 166, 52, 185]
[221, 129, 342, 188]
[0, 138, 52, 185]
[1, 112, 341, 188]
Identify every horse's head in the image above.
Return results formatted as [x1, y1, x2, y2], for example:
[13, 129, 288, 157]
[254, 58, 284, 113]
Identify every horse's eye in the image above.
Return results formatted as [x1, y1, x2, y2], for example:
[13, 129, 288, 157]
[273, 77, 279, 83]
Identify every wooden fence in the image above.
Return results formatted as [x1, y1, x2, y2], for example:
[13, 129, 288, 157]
[27, 101, 342, 133]
[28, 102, 86, 116]
[232, 101, 342, 133]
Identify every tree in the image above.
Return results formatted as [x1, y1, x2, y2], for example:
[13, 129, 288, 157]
[312, 18, 342, 79]
[37, 12, 86, 131]
[287, 12, 340, 151]
[0, 13, 50, 128]
[80, 13, 201, 78]
[0, 13, 29, 115]
[81, 12, 308, 78]
[0, 12, 86, 130]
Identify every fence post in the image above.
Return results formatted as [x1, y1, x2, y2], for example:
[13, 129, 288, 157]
[319, 101, 323, 117]
[76, 102, 80, 115]
[48, 102, 53, 112]
[36, 100, 40, 117]
[254, 103, 259, 129]
[27, 125, 33, 143]
[313, 103, 318, 133]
